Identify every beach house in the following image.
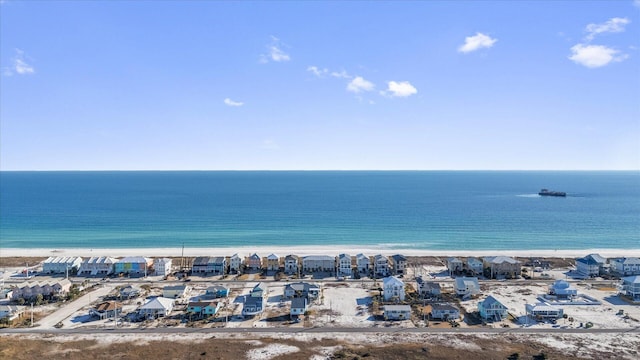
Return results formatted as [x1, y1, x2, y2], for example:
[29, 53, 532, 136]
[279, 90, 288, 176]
[242, 296, 264, 316]
[526, 303, 564, 320]
[430, 303, 460, 320]
[78, 257, 118, 276]
[446, 257, 463, 276]
[90, 301, 122, 320]
[383, 305, 411, 320]
[205, 285, 229, 299]
[416, 277, 441, 299]
[382, 276, 405, 302]
[465, 258, 484, 276]
[290, 297, 308, 317]
[373, 254, 390, 277]
[192, 256, 226, 275]
[42, 256, 83, 275]
[482, 256, 521, 279]
[114, 257, 153, 276]
[162, 285, 190, 299]
[284, 255, 300, 275]
[229, 254, 243, 274]
[302, 255, 335, 273]
[575, 254, 607, 277]
[478, 295, 508, 321]
[119, 285, 141, 299]
[390, 254, 407, 275]
[337, 253, 352, 278]
[246, 254, 262, 272]
[153, 258, 172, 276]
[251, 283, 266, 298]
[284, 282, 320, 301]
[138, 297, 174, 319]
[548, 280, 577, 299]
[264, 254, 280, 272]
[11, 279, 72, 302]
[611, 257, 640, 276]
[0, 305, 26, 323]
[619, 275, 640, 302]
[454, 277, 480, 298]
[356, 253, 370, 275]
[187, 301, 221, 318]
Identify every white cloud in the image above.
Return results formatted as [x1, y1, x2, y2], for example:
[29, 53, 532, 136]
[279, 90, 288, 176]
[3, 49, 35, 76]
[585, 17, 630, 41]
[224, 98, 244, 107]
[458, 32, 497, 53]
[331, 70, 351, 79]
[260, 36, 290, 63]
[568, 44, 628, 68]
[346, 76, 375, 93]
[307, 66, 328, 77]
[382, 81, 418, 97]
[261, 139, 280, 150]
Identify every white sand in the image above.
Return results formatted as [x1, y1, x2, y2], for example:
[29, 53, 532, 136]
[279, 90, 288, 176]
[2, 246, 639, 258]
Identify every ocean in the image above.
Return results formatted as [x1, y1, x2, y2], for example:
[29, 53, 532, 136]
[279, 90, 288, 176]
[0, 171, 638, 251]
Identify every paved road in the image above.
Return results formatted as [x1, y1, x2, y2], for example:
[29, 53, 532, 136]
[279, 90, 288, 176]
[3, 325, 639, 335]
[36, 285, 114, 329]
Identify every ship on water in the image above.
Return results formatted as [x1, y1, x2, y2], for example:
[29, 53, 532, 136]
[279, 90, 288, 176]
[539, 189, 566, 197]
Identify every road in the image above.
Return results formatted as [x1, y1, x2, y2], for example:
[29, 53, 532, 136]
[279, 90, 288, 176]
[36, 285, 114, 329]
[2, 325, 639, 335]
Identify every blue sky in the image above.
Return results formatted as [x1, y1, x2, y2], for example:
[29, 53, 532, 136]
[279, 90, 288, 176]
[1, 1, 639, 170]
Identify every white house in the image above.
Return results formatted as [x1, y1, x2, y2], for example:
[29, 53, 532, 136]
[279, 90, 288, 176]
[290, 297, 307, 317]
[382, 276, 405, 302]
[229, 254, 243, 274]
[356, 253, 370, 274]
[548, 280, 577, 299]
[284, 255, 299, 275]
[162, 285, 190, 299]
[302, 255, 335, 273]
[373, 254, 390, 277]
[526, 303, 564, 320]
[383, 305, 411, 320]
[620, 275, 640, 302]
[466, 258, 484, 275]
[430, 303, 460, 320]
[78, 257, 118, 276]
[154, 258, 172, 276]
[454, 277, 480, 298]
[446, 257, 463, 276]
[337, 253, 352, 278]
[138, 297, 174, 319]
[611, 257, 640, 276]
[265, 254, 280, 271]
[0, 305, 26, 322]
[42, 256, 83, 275]
[482, 256, 521, 278]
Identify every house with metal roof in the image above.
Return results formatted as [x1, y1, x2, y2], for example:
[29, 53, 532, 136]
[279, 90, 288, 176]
[138, 297, 174, 319]
[548, 280, 577, 299]
[478, 295, 508, 321]
[78, 257, 118, 276]
[454, 277, 480, 298]
[611, 257, 640, 276]
[42, 256, 83, 275]
[575, 254, 606, 277]
[620, 275, 640, 302]
[302, 255, 335, 273]
[390, 254, 407, 275]
[482, 256, 521, 279]
[526, 303, 564, 320]
[383, 276, 405, 302]
[192, 256, 226, 275]
[383, 305, 411, 320]
[430, 303, 460, 320]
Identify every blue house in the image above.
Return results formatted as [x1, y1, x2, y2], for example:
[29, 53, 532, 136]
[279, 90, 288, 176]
[478, 295, 508, 321]
[187, 301, 221, 317]
[205, 285, 229, 299]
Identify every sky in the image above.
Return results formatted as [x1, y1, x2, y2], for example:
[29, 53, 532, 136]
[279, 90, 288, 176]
[1, 1, 639, 171]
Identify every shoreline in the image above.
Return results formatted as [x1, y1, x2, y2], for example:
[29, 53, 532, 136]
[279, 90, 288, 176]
[2, 247, 639, 259]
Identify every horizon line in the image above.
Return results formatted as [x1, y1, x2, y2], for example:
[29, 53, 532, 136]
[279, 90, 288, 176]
[1, 169, 639, 172]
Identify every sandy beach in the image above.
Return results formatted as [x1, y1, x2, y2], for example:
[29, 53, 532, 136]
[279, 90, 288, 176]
[2, 246, 639, 259]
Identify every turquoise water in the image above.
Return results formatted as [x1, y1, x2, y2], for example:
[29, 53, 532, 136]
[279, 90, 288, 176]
[0, 171, 638, 250]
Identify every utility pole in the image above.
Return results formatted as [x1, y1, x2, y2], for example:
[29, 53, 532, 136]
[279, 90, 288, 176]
[30, 303, 34, 327]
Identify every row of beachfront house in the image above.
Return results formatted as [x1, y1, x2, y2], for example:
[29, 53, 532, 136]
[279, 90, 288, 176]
[41, 253, 407, 279]
[576, 254, 640, 278]
[446, 256, 521, 279]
